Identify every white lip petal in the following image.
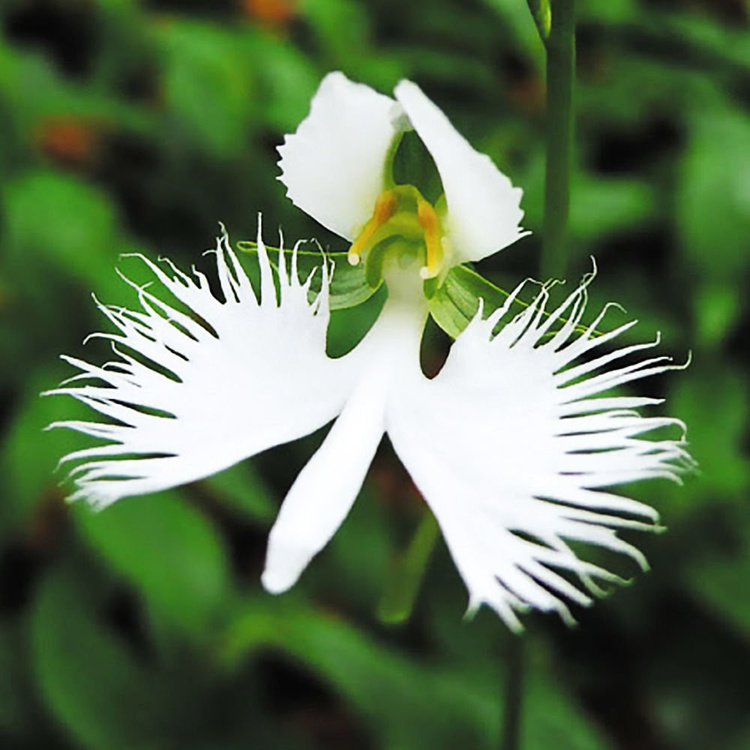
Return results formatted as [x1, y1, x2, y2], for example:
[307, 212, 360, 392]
[262, 298, 427, 594]
[261, 376, 387, 594]
[278, 71, 402, 241]
[394, 79, 527, 263]
[47, 229, 357, 508]
[386, 278, 690, 628]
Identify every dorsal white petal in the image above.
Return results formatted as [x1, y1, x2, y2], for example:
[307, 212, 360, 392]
[386, 279, 691, 628]
[262, 299, 426, 593]
[394, 80, 527, 264]
[47, 231, 358, 508]
[278, 72, 402, 241]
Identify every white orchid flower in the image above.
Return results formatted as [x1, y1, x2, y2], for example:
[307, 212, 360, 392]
[50, 72, 690, 629]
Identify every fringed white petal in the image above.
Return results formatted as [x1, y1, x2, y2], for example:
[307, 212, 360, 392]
[47, 230, 357, 508]
[386, 276, 692, 629]
[278, 72, 402, 241]
[394, 79, 528, 264]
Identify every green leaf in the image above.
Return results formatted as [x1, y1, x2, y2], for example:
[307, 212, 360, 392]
[302, 0, 372, 68]
[75, 492, 231, 641]
[0, 367, 90, 538]
[678, 103, 750, 280]
[569, 175, 657, 248]
[0, 621, 38, 740]
[200, 462, 277, 523]
[671, 368, 749, 500]
[159, 21, 257, 156]
[478, 0, 546, 68]
[1, 170, 124, 296]
[244, 31, 319, 133]
[687, 523, 750, 639]
[693, 282, 742, 350]
[221, 598, 501, 748]
[31, 567, 162, 750]
[236, 241, 380, 310]
[521, 656, 610, 749]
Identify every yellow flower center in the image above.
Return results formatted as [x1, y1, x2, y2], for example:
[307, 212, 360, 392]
[348, 186, 445, 281]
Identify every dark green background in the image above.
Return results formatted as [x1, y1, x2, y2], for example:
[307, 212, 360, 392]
[1, 0, 748, 747]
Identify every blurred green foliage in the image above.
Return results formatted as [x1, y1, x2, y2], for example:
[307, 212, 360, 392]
[0, 0, 749, 748]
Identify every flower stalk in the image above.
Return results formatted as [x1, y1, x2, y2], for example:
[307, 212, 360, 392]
[541, 0, 577, 280]
[506, 4, 577, 747]
[501, 637, 525, 750]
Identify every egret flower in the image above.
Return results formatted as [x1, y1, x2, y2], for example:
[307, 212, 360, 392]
[50, 73, 690, 629]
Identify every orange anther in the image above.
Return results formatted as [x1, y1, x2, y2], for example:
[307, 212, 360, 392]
[417, 198, 443, 279]
[348, 190, 398, 265]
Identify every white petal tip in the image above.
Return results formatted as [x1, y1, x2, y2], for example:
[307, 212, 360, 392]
[261, 539, 311, 594]
[347, 253, 360, 267]
[260, 570, 293, 595]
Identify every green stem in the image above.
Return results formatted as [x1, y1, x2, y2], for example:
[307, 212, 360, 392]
[377, 512, 440, 625]
[541, 0, 577, 280]
[500, 637, 525, 750]
[498, 5, 578, 749]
